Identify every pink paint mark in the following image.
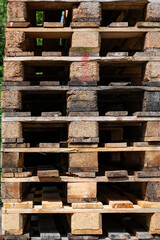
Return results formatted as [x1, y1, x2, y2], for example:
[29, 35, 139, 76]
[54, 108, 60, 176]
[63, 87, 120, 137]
[80, 54, 92, 82]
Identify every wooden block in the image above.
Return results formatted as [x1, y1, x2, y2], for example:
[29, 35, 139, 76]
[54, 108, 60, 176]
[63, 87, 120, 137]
[70, 61, 99, 82]
[143, 121, 160, 137]
[5, 22, 31, 27]
[7, 2, 27, 22]
[137, 201, 160, 208]
[133, 112, 160, 117]
[1, 91, 22, 110]
[69, 121, 99, 138]
[1, 173, 14, 178]
[70, 172, 96, 178]
[107, 52, 128, 57]
[70, 31, 100, 53]
[67, 90, 97, 112]
[144, 151, 160, 168]
[146, 182, 160, 202]
[68, 143, 98, 148]
[69, 137, 99, 144]
[72, 202, 103, 209]
[147, 213, 160, 234]
[68, 233, 99, 240]
[109, 82, 131, 86]
[39, 143, 60, 148]
[146, 2, 160, 22]
[143, 92, 160, 112]
[144, 32, 160, 50]
[71, 22, 99, 28]
[109, 22, 128, 27]
[43, 22, 63, 28]
[40, 81, 60, 86]
[105, 170, 128, 178]
[72, 2, 101, 23]
[144, 62, 160, 82]
[38, 170, 59, 178]
[104, 143, 127, 148]
[42, 51, 62, 56]
[68, 112, 99, 117]
[136, 171, 160, 178]
[15, 172, 32, 178]
[71, 213, 102, 235]
[67, 182, 97, 203]
[5, 31, 25, 52]
[105, 111, 128, 116]
[2, 213, 24, 235]
[1, 182, 22, 200]
[2, 121, 23, 140]
[69, 152, 98, 172]
[4, 61, 24, 81]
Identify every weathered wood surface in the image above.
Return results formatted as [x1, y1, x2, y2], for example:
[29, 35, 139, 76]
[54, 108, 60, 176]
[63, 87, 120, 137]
[3, 116, 160, 122]
[2, 175, 160, 183]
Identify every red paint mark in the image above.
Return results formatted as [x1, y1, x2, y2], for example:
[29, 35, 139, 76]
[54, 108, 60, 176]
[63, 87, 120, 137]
[81, 53, 91, 82]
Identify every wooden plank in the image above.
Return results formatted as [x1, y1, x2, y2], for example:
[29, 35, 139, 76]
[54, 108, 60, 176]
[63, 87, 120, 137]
[42, 51, 62, 56]
[2, 175, 160, 183]
[3, 193, 34, 209]
[38, 170, 59, 178]
[39, 142, 60, 147]
[72, 202, 103, 209]
[105, 170, 128, 178]
[105, 111, 128, 116]
[43, 22, 63, 28]
[3, 116, 160, 123]
[104, 142, 127, 148]
[3, 146, 160, 153]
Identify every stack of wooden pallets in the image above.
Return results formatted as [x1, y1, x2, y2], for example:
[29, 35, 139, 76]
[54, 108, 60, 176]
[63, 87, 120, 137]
[2, 0, 160, 239]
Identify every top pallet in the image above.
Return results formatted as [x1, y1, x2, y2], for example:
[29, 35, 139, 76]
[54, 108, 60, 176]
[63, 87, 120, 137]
[6, 0, 160, 28]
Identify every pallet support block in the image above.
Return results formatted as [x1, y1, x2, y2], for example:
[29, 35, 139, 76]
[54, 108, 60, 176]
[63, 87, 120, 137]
[144, 62, 160, 82]
[1, 90, 22, 110]
[70, 31, 100, 56]
[72, 2, 101, 24]
[147, 213, 160, 234]
[146, 2, 160, 22]
[143, 121, 160, 140]
[70, 61, 99, 83]
[2, 213, 24, 235]
[2, 122, 23, 138]
[67, 90, 98, 112]
[68, 121, 99, 143]
[1, 182, 22, 201]
[143, 91, 160, 112]
[4, 61, 24, 81]
[69, 152, 98, 172]
[146, 182, 160, 202]
[67, 182, 97, 203]
[5, 31, 25, 53]
[7, 2, 27, 22]
[71, 213, 102, 235]
[2, 152, 24, 170]
[144, 32, 160, 50]
[143, 151, 160, 168]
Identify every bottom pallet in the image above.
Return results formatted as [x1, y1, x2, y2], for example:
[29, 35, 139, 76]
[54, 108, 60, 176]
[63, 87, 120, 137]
[2, 212, 160, 239]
